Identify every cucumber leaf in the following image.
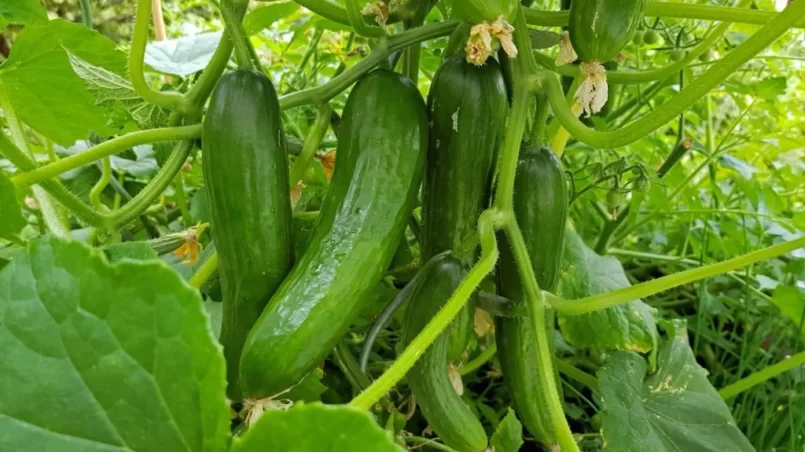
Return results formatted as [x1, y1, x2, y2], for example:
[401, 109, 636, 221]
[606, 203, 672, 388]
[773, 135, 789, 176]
[557, 228, 658, 353]
[597, 320, 754, 452]
[0, 0, 47, 29]
[232, 403, 404, 452]
[490, 408, 524, 452]
[0, 237, 230, 451]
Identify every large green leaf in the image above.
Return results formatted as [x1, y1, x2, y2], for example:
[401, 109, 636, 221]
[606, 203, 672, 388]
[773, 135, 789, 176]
[597, 321, 755, 452]
[0, 172, 26, 241]
[0, 0, 47, 29]
[557, 228, 657, 352]
[0, 20, 127, 145]
[232, 403, 404, 452]
[0, 237, 230, 452]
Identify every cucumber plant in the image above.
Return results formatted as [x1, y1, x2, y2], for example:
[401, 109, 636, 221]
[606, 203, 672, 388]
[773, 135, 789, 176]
[0, 0, 804, 451]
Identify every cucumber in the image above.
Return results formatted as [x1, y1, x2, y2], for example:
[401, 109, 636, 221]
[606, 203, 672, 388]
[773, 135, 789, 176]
[422, 53, 508, 361]
[569, 0, 646, 63]
[239, 70, 428, 398]
[203, 69, 293, 399]
[403, 253, 488, 452]
[495, 145, 568, 446]
[453, 0, 518, 23]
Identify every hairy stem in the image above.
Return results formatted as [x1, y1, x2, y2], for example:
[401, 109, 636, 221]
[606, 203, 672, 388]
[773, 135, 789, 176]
[12, 125, 202, 186]
[550, 236, 805, 315]
[719, 350, 805, 400]
[350, 209, 503, 410]
[131, 0, 183, 107]
[544, 0, 805, 149]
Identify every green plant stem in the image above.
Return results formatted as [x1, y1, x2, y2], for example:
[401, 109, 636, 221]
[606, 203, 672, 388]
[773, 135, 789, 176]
[294, 1, 805, 28]
[345, 0, 385, 37]
[719, 350, 805, 400]
[89, 157, 112, 211]
[293, 0, 350, 24]
[555, 360, 599, 392]
[12, 125, 202, 187]
[529, 90, 550, 147]
[173, 173, 192, 227]
[0, 90, 70, 237]
[523, 3, 805, 28]
[532, 9, 740, 85]
[404, 436, 459, 452]
[459, 342, 497, 376]
[278, 20, 459, 110]
[505, 222, 578, 452]
[131, 0, 183, 108]
[543, 0, 805, 149]
[289, 104, 332, 187]
[189, 251, 219, 289]
[221, 0, 252, 69]
[350, 208, 503, 410]
[550, 236, 805, 315]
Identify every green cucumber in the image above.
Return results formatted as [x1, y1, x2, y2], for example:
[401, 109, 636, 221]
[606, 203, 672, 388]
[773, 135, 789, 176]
[422, 53, 508, 361]
[239, 70, 427, 398]
[569, 0, 646, 63]
[203, 69, 293, 399]
[495, 145, 568, 446]
[453, 0, 518, 23]
[403, 253, 488, 452]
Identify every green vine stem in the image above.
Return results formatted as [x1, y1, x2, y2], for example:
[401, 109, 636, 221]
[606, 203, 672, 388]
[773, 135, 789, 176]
[719, 350, 805, 400]
[542, 0, 805, 149]
[131, 0, 183, 108]
[289, 104, 333, 187]
[294, 0, 350, 25]
[278, 20, 458, 110]
[549, 236, 805, 315]
[0, 132, 194, 230]
[459, 341, 497, 376]
[350, 208, 504, 409]
[345, 0, 385, 37]
[89, 156, 112, 211]
[221, 0, 253, 69]
[0, 89, 70, 236]
[522, 3, 805, 29]
[555, 360, 599, 392]
[532, 9, 739, 85]
[12, 125, 202, 187]
[294, 0, 805, 29]
[189, 251, 219, 289]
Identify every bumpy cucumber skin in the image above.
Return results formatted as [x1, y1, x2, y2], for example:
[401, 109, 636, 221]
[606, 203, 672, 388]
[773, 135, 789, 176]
[239, 70, 427, 399]
[422, 54, 508, 361]
[569, 0, 647, 63]
[202, 69, 293, 400]
[453, 0, 518, 23]
[404, 253, 488, 452]
[495, 145, 568, 445]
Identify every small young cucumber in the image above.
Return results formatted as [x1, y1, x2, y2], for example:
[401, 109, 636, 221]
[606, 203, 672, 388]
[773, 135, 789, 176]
[239, 70, 428, 399]
[203, 69, 293, 400]
[403, 253, 488, 452]
[422, 54, 508, 361]
[496, 145, 568, 446]
[569, 0, 647, 63]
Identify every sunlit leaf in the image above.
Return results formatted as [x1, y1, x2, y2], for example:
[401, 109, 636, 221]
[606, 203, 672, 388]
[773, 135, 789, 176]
[557, 228, 658, 353]
[598, 320, 754, 452]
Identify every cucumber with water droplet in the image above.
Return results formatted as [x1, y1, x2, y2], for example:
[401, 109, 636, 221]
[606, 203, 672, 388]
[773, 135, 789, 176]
[239, 70, 428, 399]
